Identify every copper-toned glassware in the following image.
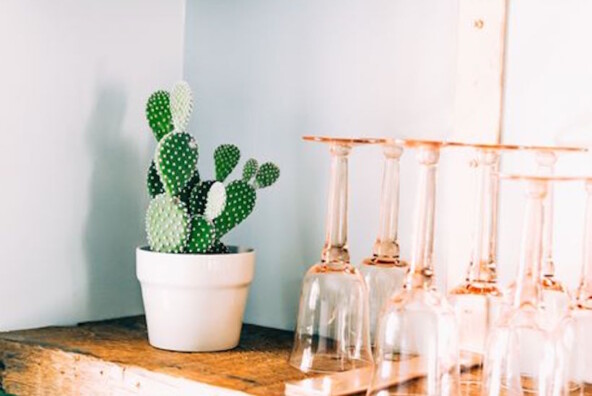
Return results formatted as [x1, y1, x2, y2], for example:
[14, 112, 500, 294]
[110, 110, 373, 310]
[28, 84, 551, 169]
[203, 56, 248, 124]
[443, 142, 524, 392]
[367, 140, 460, 396]
[483, 174, 580, 396]
[360, 138, 408, 347]
[289, 136, 384, 373]
[571, 178, 592, 386]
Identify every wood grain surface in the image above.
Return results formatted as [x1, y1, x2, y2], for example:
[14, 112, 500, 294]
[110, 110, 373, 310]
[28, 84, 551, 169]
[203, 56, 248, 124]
[0, 316, 308, 395]
[0, 316, 590, 395]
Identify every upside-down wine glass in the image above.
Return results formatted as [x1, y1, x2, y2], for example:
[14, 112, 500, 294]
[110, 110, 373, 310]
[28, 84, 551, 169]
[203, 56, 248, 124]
[367, 140, 460, 396]
[289, 136, 381, 373]
[360, 139, 408, 347]
[447, 143, 522, 392]
[482, 175, 578, 396]
[571, 178, 592, 389]
[530, 146, 586, 319]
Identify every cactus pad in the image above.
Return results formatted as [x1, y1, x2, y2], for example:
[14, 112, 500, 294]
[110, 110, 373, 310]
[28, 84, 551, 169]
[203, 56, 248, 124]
[214, 144, 240, 182]
[204, 181, 227, 221]
[186, 216, 216, 253]
[146, 194, 189, 253]
[214, 180, 256, 237]
[155, 132, 199, 197]
[242, 158, 258, 182]
[189, 180, 215, 216]
[178, 171, 201, 206]
[207, 240, 230, 254]
[254, 162, 280, 189]
[147, 161, 164, 198]
[170, 81, 193, 132]
[146, 91, 174, 141]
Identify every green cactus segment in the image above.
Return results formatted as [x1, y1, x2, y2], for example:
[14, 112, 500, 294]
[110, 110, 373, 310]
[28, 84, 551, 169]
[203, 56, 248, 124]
[170, 81, 193, 132]
[254, 162, 280, 189]
[179, 171, 201, 206]
[146, 90, 174, 141]
[207, 240, 230, 254]
[155, 132, 199, 197]
[214, 180, 256, 237]
[189, 180, 215, 216]
[147, 161, 164, 198]
[204, 181, 227, 221]
[214, 144, 240, 182]
[146, 195, 190, 253]
[242, 158, 258, 182]
[186, 216, 216, 253]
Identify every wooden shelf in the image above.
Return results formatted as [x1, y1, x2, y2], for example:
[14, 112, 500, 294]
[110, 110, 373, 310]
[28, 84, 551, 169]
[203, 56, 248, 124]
[1, 317, 590, 395]
[0, 316, 309, 395]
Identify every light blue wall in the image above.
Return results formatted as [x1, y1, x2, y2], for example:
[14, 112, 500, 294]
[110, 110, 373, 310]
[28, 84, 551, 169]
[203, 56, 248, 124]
[183, 0, 459, 330]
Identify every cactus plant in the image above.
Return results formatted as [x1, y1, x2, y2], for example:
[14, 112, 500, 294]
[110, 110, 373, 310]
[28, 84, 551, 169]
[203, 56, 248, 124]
[146, 194, 190, 253]
[242, 158, 258, 182]
[170, 81, 193, 132]
[155, 132, 199, 197]
[186, 216, 216, 253]
[147, 161, 164, 198]
[254, 162, 280, 189]
[146, 91, 174, 141]
[214, 144, 240, 182]
[143, 81, 280, 254]
[214, 180, 256, 238]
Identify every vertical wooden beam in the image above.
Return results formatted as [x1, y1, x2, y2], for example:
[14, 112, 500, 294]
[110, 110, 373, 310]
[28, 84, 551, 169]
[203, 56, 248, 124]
[441, 0, 508, 290]
[453, 0, 508, 143]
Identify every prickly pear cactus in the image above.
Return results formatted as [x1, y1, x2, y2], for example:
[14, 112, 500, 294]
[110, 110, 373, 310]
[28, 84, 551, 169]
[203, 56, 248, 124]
[146, 91, 174, 141]
[146, 194, 190, 253]
[207, 240, 230, 254]
[155, 132, 199, 197]
[178, 171, 201, 206]
[214, 180, 256, 237]
[214, 144, 240, 182]
[189, 180, 215, 216]
[242, 158, 258, 182]
[254, 162, 280, 189]
[144, 81, 281, 255]
[204, 182, 226, 221]
[186, 216, 216, 253]
[147, 161, 164, 198]
[170, 81, 193, 132]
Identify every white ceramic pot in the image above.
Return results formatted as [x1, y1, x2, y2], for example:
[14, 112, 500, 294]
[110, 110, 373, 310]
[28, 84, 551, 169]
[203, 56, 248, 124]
[136, 246, 255, 352]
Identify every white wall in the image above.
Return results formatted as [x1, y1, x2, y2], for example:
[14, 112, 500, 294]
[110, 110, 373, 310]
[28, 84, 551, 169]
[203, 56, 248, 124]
[183, 0, 459, 331]
[3, 0, 589, 334]
[0, 0, 185, 330]
[497, 0, 592, 289]
[184, 0, 592, 332]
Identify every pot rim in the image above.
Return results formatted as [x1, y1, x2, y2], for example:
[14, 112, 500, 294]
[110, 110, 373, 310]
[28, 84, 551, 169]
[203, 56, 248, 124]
[137, 245, 254, 257]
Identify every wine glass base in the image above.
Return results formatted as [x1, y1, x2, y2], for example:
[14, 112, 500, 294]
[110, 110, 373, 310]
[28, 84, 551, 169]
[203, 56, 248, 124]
[288, 352, 372, 374]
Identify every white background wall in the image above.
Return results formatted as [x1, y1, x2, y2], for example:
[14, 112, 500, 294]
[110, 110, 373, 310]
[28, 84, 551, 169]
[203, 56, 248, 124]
[183, 0, 459, 330]
[184, 0, 592, 331]
[0, 0, 185, 330]
[2, 0, 591, 333]
[497, 0, 592, 289]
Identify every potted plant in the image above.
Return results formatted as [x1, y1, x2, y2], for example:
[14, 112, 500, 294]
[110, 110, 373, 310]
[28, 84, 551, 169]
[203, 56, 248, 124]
[136, 81, 280, 352]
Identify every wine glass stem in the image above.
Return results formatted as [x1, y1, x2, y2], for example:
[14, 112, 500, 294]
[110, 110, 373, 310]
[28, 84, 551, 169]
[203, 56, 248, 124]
[372, 144, 403, 260]
[407, 146, 439, 288]
[579, 181, 592, 294]
[467, 149, 499, 283]
[321, 143, 351, 267]
[536, 151, 557, 277]
[513, 180, 546, 307]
